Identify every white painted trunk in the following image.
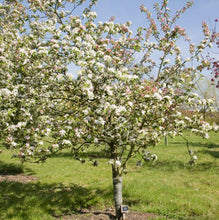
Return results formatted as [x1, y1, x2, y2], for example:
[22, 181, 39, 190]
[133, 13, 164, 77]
[113, 176, 123, 220]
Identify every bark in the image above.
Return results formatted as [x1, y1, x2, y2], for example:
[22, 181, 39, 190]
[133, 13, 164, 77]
[165, 136, 168, 146]
[112, 167, 124, 220]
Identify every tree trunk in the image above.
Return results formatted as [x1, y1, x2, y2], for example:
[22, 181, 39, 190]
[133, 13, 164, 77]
[165, 136, 168, 146]
[112, 167, 124, 220]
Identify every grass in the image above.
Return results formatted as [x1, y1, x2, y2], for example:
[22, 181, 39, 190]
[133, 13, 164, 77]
[0, 131, 218, 220]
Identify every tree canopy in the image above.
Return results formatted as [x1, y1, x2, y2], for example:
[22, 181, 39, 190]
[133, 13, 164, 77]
[0, 0, 218, 219]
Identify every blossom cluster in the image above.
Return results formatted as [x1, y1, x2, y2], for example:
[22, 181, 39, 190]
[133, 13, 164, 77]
[0, 0, 217, 173]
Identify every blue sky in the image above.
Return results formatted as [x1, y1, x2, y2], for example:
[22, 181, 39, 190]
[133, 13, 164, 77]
[92, 0, 218, 43]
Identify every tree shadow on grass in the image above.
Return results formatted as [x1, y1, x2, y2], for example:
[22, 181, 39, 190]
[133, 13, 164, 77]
[201, 150, 219, 158]
[189, 142, 219, 149]
[0, 160, 35, 175]
[141, 160, 218, 172]
[0, 179, 113, 219]
[53, 150, 109, 159]
[0, 161, 23, 175]
[172, 141, 219, 149]
[0, 159, 114, 219]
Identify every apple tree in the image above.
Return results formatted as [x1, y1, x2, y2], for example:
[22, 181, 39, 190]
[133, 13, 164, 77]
[0, 0, 218, 219]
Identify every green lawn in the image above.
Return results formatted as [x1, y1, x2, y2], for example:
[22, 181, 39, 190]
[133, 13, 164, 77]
[0, 131, 218, 220]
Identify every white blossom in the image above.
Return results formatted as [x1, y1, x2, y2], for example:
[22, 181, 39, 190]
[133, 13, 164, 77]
[154, 93, 162, 100]
[59, 129, 66, 136]
[75, 128, 82, 137]
[27, 149, 33, 156]
[127, 101, 133, 107]
[115, 160, 121, 166]
[94, 138, 98, 143]
[104, 55, 112, 62]
[115, 106, 126, 115]
[0, 88, 11, 97]
[11, 141, 17, 147]
[212, 123, 219, 132]
[192, 155, 197, 160]
[151, 154, 158, 161]
[45, 128, 51, 136]
[164, 58, 170, 64]
[52, 144, 59, 149]
[95, 117, 105, 126]
[108, 159, 114, 165]
[204, 133, 209, 139]
[62, 140, 72, 145]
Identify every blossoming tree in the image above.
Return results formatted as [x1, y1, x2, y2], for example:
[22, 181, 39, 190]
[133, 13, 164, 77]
[0, 0, 217, 219]
[209, 19, 219, 88]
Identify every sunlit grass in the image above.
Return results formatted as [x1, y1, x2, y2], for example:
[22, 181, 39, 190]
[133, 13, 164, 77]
[0, 131, 218, 219]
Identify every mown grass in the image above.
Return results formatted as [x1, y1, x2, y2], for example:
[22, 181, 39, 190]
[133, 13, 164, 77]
[0, 131, 218, 220]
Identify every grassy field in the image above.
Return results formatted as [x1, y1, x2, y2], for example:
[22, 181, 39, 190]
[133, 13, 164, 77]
[0, 131, 218, 220]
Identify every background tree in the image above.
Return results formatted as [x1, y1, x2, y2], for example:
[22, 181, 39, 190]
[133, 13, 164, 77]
[196, 77, 219, 113]
[209, 19, 219, 88]
[0, 0, 218, 219]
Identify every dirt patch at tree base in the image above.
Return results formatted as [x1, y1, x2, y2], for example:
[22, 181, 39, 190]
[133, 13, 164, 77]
[61, 209, 157, 220]
[0, 174, 38, 183]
